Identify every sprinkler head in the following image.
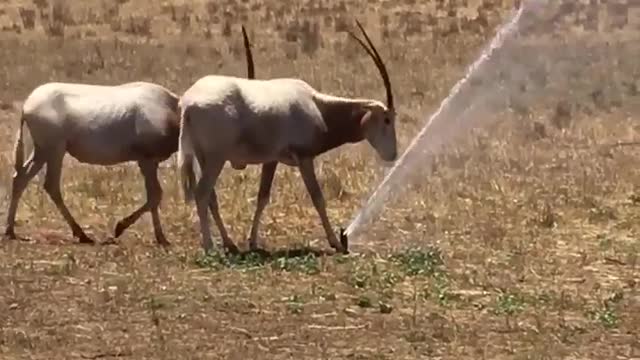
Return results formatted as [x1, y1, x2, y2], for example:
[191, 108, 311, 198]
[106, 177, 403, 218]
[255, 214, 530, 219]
[339, 227, 349, 254]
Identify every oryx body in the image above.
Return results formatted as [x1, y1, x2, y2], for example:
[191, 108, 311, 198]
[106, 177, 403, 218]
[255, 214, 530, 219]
[178, 21, 397, 254]
[5, 81, 180, 245]
[4, 26, 255, 246]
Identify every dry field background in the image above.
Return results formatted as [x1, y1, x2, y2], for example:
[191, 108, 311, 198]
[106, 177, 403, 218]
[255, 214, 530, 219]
[0, 0, 639, 359]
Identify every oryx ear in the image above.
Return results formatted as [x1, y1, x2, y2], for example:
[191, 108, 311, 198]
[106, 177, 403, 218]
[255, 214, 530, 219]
[359, 109, 373, 127]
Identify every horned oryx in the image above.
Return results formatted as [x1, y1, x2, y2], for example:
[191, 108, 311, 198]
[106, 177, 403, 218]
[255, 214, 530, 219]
[178, 20, 396, 254]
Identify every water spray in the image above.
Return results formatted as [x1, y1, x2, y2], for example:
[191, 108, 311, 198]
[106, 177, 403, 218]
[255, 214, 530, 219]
[340, 1, 532, 245]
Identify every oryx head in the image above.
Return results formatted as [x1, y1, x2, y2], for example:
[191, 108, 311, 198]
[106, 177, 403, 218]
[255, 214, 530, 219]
[348, 20, 397, 163]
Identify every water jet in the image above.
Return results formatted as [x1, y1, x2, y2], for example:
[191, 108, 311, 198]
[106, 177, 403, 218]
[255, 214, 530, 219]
[343, 0, 531, 244]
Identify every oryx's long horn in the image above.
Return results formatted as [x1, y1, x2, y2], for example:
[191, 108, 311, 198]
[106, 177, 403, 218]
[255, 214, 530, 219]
[241, 25, 255, 80]
[347, 20, 393, 109]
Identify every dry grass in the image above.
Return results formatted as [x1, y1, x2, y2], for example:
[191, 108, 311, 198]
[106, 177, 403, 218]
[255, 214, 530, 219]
[1, 0, 639, 359]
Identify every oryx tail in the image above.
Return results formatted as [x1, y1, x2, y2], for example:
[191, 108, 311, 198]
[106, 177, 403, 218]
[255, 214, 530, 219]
[12, 109, 26, 177]
[177, 107, 197, 202]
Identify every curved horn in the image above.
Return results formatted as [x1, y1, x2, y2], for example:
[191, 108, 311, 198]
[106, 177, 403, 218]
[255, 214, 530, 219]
[241, 25, 255, 79]
[346, 20, 393, 109]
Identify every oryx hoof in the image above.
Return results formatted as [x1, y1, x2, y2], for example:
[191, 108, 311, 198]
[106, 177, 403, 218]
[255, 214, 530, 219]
[4, 228, 17, 240]
[114, 222, 127, 238]
[74, 231, 95, 244]
[223, 241, 240, 255]
[202, 245, 215, 256]
[156, 237, 171, 248]
[329, 238, 349, 255]
[335, 244, 349, 255]
[248, 238, 261, 252]
[153, 230, 171, 248]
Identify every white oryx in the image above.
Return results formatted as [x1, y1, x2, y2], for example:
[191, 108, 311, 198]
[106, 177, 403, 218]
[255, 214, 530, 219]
[4, 26, 255, 246]
[178, 20, 397, 254]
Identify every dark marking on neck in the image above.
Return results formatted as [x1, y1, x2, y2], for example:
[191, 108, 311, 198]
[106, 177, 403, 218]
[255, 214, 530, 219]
[311, 100, 366, 156]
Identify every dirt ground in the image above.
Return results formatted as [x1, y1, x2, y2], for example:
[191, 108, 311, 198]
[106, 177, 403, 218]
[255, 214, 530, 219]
[0, 0, 639, 359]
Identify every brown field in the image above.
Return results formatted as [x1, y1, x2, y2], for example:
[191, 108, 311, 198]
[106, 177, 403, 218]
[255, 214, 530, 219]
[1, 0, 640, 359]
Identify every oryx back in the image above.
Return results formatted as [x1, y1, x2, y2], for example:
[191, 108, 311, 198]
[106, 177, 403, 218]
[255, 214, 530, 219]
[182, 75, 325, 166]
[23, 81, 179, 165]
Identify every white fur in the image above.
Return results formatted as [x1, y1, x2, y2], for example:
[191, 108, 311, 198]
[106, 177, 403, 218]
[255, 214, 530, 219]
[23, 82, 179, 164]
[4, 81, 180, 245]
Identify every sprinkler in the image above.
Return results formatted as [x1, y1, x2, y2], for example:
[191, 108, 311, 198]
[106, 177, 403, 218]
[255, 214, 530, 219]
[339, 227, 349, 254]
[342, 2, 527, 241]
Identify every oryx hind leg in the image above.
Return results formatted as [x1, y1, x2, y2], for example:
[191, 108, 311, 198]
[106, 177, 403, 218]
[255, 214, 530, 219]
[194, 156, 238, 254]
[43, 147, 93, 244]
[114, 160, 169, 247]
[4, 148, 46, 239]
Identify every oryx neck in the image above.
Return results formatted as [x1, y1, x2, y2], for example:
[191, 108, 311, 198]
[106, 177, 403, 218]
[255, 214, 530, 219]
[313, 94, 371, 155]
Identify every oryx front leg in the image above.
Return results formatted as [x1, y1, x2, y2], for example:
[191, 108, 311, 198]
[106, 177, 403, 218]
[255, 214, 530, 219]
[196, 159, 238, 254]
[114, 161, 169, 247]
[4, 150, 46, 239]
[247, 161, 277, 250]
[298, 158, 345, 253]
[44, 148, 94, 244]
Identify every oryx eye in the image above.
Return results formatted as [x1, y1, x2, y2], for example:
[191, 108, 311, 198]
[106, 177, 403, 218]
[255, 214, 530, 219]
[384, 117, 391, 125]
